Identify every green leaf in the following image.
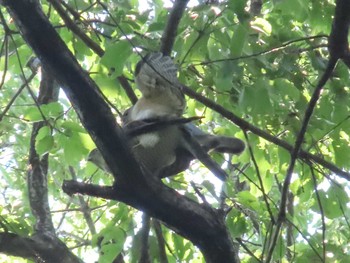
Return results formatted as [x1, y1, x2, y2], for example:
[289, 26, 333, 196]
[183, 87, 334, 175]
[312, 187, 348, 219]
[251, 18, 272, 35]
[239, 79, 273, 115]
[23, 102, 63, 122]
[333, 132, 350, 167]
[97, 225, 126, 262]
[202, 180, 218, 198]
[236, 191, 261, 211]
[228, 0, 248, 21]
[101, 40, 133, 76]
[35, 126, 54, 155]
[226, 210, 247, 238]
[230, 23, 248, 56]
[23, 106, 43, 122]
[61, 121, 86, 133]
[148, 22, 165, 32]
[57, 131, 91, 165]
[274, 78, 300, 101]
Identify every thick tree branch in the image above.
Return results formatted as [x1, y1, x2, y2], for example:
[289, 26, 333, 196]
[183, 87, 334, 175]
[0, 232, 83, 263]
[328, 0, 350, 60]
[23, 65, 82, 262]
[0, 232, 37, 260]
[2, 1, 239, 262]
[160, 0, 189, 56]
[63, 177, 239, 263]
[27, 67, 58, 235]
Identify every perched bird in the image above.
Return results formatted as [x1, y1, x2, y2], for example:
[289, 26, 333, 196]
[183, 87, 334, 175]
[119, 52, 185, 175]
[88, 52, 245, 179]
[88, 148, 111, 173]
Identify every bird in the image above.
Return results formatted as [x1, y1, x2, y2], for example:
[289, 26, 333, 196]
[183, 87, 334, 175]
[121, 52, 187, 175]
[88, 52, 245, 179]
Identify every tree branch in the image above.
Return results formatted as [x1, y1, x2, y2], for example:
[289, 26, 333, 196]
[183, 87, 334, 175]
[69, 167, 97, 235]
[0, 232, 83, 263]
[139, 213, 151, 263]
[266, 0, 350, 260]
[27, 67, 58, 235]
[160, 0, 189, 56]
[152, 220, 168, 263]
[48, 0, 104, 57]
[0, 232, 37, 260]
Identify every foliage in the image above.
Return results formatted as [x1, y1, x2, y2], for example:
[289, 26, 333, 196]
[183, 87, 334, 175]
[0, 0, 349, 262]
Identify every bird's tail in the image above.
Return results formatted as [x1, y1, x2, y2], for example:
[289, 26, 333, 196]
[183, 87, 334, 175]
[196, 135, 245, 154]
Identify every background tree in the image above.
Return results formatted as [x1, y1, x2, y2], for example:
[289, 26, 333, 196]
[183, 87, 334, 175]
[0, 0, 349, 262]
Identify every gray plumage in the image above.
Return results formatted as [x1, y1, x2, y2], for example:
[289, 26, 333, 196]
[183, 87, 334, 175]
[130, 52, 186, 121]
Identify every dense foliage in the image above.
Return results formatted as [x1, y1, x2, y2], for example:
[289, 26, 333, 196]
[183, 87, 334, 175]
[0, 0, 349, 262]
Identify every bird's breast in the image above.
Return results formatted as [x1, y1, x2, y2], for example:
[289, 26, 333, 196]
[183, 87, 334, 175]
[131, 127, 181, 174]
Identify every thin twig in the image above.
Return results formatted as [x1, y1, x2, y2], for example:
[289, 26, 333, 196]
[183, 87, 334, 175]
[48, 0, 104, 56]
[69, 166, 97, 235]
[309, 164, 326, 263]
[235, 238, 261, 262]
[286, 218, 323, 262]
[266, 56, 337, 263]
[243, 131, 275, 224]
[199, 35, 328, 65]
[0, 72, 36, 121]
